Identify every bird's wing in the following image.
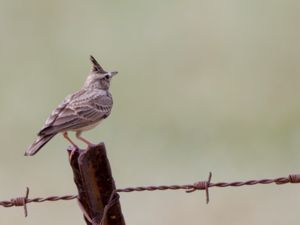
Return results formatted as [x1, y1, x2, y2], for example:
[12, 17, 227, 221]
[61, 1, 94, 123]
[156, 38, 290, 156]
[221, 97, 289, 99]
[38, 89, 85, 135]
[38, 91, 113, 136]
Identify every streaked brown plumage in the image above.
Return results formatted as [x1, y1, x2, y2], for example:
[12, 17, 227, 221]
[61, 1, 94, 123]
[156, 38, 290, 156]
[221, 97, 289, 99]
[25, 56, 118, 156]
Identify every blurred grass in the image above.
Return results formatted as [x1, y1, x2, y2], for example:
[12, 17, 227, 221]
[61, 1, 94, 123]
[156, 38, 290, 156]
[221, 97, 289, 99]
[0, 0, 300, 225]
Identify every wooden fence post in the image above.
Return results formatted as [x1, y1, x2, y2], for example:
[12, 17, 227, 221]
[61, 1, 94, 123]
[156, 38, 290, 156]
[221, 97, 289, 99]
[68, 143, 125, 225]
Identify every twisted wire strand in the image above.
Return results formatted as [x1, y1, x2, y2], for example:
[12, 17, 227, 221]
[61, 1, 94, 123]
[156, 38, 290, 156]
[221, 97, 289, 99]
[0, 195, 78, 207]
[1, 173, 299, 218]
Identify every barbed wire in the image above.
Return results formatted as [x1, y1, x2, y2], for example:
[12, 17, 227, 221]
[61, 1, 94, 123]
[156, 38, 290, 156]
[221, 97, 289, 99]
[1, 172, 300, 219]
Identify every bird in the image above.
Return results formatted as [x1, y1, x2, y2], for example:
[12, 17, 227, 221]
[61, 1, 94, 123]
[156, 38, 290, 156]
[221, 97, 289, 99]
[25, 55, 118, 156]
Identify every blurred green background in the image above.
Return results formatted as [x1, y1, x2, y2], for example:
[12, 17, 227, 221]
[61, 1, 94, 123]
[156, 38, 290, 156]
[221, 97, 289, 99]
[1, 0, 300, 224]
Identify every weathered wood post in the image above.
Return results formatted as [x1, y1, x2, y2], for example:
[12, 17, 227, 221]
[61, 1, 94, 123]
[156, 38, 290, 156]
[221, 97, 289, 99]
[68, 143, 125, 225]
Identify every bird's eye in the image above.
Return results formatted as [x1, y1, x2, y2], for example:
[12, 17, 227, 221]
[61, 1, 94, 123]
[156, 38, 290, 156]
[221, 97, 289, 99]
[105, 75, 109, 79]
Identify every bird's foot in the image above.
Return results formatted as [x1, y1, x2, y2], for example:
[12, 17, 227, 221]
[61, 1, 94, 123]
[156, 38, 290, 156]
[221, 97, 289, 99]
[68, 144, 79, 161]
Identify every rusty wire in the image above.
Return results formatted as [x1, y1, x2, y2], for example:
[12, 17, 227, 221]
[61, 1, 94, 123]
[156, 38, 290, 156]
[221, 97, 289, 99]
[1, 173, 300, 218]
[0, 188, 77, 217]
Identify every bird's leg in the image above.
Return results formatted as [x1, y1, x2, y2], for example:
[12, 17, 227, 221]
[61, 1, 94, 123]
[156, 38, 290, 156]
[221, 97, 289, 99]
[63, 132, 78, 150]
[63, 132, 78, 160]
[75, 131, 94, 148]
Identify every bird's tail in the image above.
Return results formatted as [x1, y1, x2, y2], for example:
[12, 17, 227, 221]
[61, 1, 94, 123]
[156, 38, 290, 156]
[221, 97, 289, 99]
[25, 134, 56, 156]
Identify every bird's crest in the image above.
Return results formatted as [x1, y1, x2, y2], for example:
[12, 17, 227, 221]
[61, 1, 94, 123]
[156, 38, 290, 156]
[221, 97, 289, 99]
[90, 55, 107, 74]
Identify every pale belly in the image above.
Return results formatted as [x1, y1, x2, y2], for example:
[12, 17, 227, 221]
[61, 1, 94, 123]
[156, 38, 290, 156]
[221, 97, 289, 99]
[71, 120, 102, 132]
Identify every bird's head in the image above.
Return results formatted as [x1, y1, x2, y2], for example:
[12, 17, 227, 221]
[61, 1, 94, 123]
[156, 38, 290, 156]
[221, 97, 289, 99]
[83, 55, 118, 90]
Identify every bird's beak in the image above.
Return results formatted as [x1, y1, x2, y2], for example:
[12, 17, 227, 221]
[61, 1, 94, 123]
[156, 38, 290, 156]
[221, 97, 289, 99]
[109, 71, 118, 77]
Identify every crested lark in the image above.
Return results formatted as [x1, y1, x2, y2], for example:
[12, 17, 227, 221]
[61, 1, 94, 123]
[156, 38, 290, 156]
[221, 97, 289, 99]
[25, 56, 118, 156]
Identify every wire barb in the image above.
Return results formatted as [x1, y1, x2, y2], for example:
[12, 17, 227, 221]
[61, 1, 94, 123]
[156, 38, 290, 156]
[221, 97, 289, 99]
[8, 187, 29, 217]
[186, 172, 212, 204]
